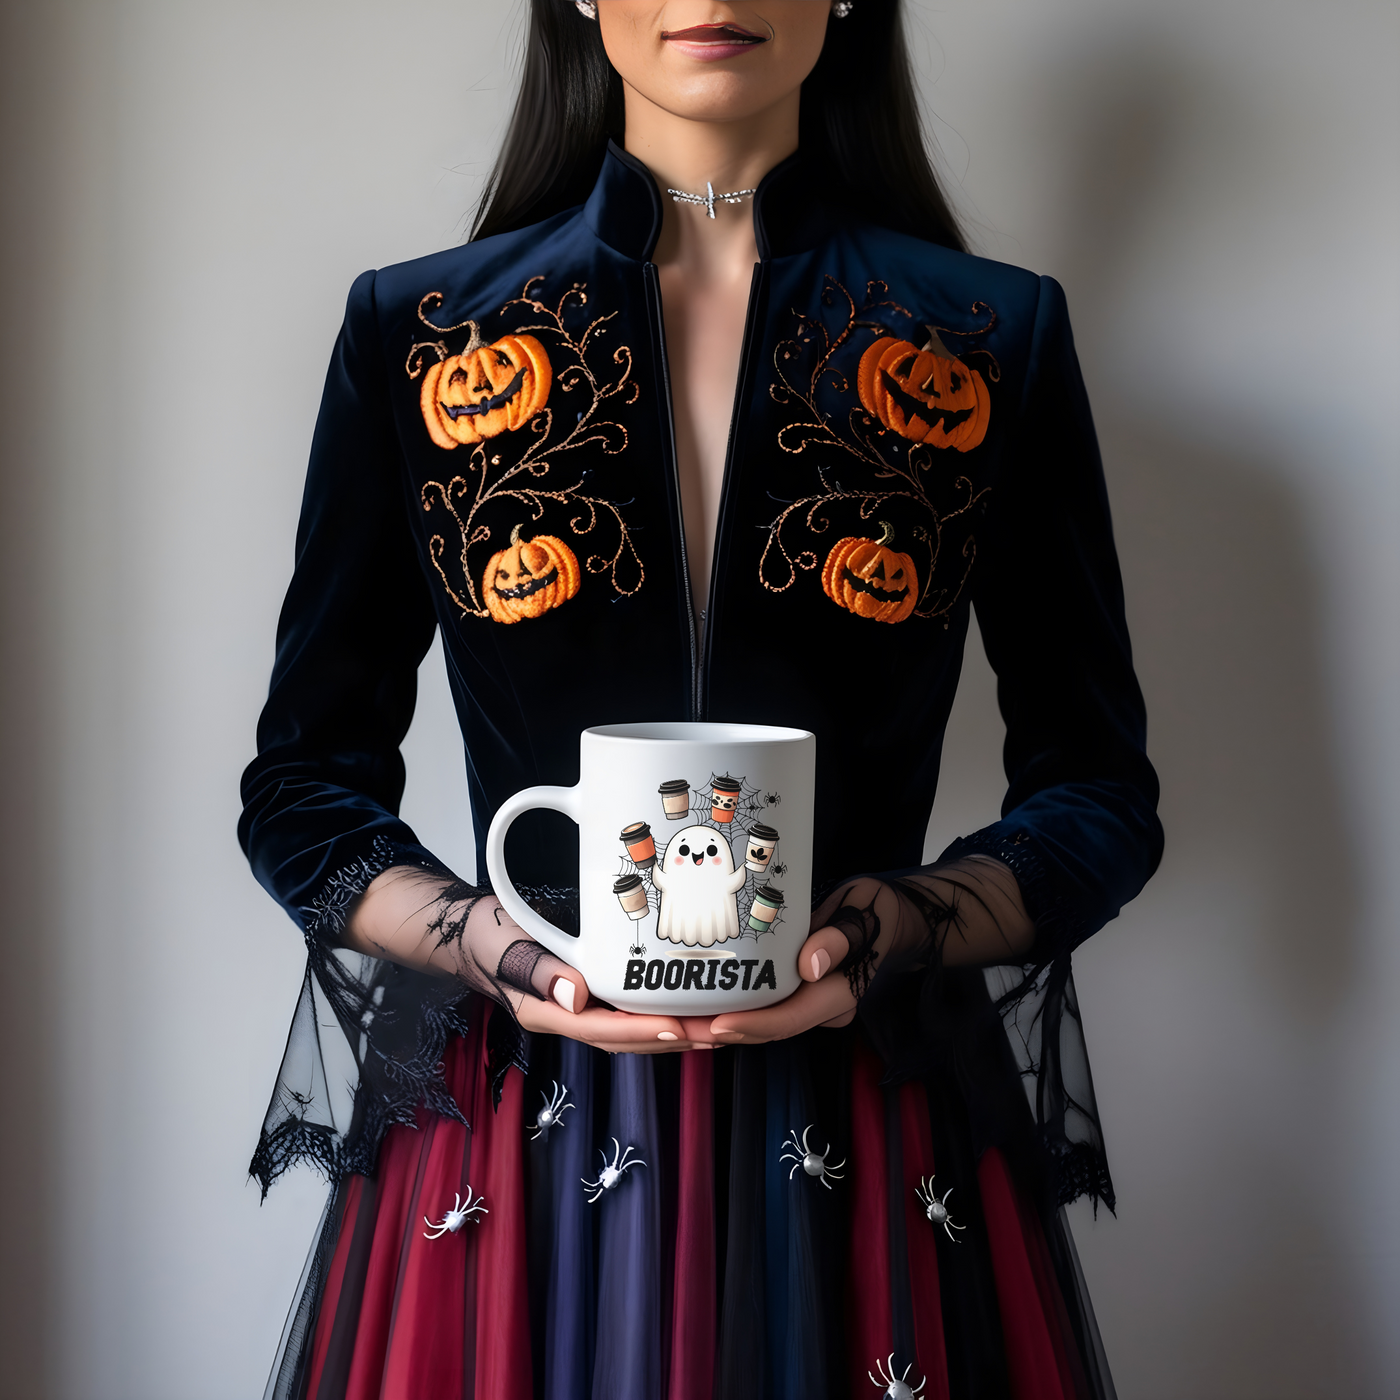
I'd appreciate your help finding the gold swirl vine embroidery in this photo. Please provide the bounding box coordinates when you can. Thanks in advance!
[760,276,996,625]
[408,278,645,620]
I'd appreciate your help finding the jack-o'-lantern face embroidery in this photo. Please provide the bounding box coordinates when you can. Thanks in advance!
[420,324,552,448]
[857,328,990,452]
[407,280,645,622]
[761,276,998,628]
[822,521,919,624]
[483,525,581,625]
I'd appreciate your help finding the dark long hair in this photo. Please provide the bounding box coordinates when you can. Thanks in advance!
[471,0,966,251]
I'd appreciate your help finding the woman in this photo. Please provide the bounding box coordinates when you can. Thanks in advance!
[240,3,1162,1397]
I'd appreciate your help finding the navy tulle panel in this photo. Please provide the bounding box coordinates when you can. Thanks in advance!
[528,1035,597,1400]
[716,1048,768,1400]
[707,1036,856,1400]
[919,1065,1014,1397]
[884,1082,918,1381]
[762,1039,849,1400]
[591,1053,662,1399]
[896,1083,951,1398]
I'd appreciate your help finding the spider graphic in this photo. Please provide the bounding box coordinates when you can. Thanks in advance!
[527,1080,575,1142]
[422,1187,488,1239]
[581,1138,647,1203]
[914,1175,967,1243]
[764,792,782,806]
[770,861,789,879]
[780,1124,846,1188]
[869,1353,926,1399]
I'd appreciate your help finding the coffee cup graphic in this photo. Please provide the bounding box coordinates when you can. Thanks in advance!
[744,823,779,873]
[711,776,742,823]
[747,884,785,933]
[620,820,657,869]
[613,873,649,920]
[486,722,814,1014]
[658,779,691,820]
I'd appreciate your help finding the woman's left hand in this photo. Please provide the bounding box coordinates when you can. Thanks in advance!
[700,860,1036,1045]
[700,877,898,1045]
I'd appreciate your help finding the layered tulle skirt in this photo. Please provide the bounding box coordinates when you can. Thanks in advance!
[277,1006,1115,1400]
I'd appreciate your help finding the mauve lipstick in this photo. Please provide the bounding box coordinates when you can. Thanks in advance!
[661,22,768,62]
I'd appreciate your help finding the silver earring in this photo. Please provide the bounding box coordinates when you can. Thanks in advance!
[833,1,854,16]
[574,0,597,17]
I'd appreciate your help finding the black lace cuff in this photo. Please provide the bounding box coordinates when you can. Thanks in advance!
[299,834,448,953]
[938,824,1089,963]
[253,860,583,1198]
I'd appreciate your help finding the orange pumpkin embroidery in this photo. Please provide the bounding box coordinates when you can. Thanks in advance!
[420,322,552,449]
[482,524,581,624]
[857,327,990,452]
[821,521,919,624]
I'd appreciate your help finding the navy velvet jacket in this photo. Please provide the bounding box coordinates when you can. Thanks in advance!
[240,142,1161,981]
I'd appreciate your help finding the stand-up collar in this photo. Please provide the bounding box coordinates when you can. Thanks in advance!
[584,143,664,262]
[584,139,839,263]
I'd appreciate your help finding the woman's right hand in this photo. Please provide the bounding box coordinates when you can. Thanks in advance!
[346,866,708,1053]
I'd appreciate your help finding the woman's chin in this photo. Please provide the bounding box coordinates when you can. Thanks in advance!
[639,71,788,124]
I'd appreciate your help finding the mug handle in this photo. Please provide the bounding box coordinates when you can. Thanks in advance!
[485,785,583,963]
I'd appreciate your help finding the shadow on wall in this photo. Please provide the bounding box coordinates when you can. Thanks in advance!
[0,8,60,1397]
[1012,39,1362,1396]
[1043,38,1359,1013]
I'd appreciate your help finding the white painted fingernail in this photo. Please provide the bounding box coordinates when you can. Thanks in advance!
[811,949,831,980]
[553,978,577,1013]
[657,1031,679,1041]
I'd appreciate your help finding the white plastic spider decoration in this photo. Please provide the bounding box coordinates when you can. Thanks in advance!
[914,1175,967,1243]
[422,1187,488,1239]
[581,1138,647,1203]
[527,1080,575,1142]
[780,1124,846,1189]
[869,1353,926,1399]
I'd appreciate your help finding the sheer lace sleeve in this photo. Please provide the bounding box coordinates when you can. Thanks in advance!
[829,278,1162,1214]
[239,272,558,1196]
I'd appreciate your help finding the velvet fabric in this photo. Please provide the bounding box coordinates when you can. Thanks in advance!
[239,140,1160,937]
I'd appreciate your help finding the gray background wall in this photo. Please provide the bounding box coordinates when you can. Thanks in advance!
[0,2,1395,1397]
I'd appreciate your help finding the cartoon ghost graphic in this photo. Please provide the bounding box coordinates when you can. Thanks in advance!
[651,825,748,947]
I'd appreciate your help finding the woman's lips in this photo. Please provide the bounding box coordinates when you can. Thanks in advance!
[661,23,768,61]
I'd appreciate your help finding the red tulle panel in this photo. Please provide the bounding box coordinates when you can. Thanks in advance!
[667,1051,716,1400]
[304,1174,365,1394]
[846,1039,894,1395]
[471,1043,531,1399]
[305,1017,530,1400]
[977,1148,1079,1400]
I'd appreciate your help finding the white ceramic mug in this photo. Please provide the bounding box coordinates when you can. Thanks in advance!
[486,722,815,1014]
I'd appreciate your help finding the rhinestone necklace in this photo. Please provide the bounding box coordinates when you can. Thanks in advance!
[666,181,758,220]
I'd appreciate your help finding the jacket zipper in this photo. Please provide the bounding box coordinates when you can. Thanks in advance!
[643,263,699,717]
[700,261,766,719]
[644,259,767,720]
